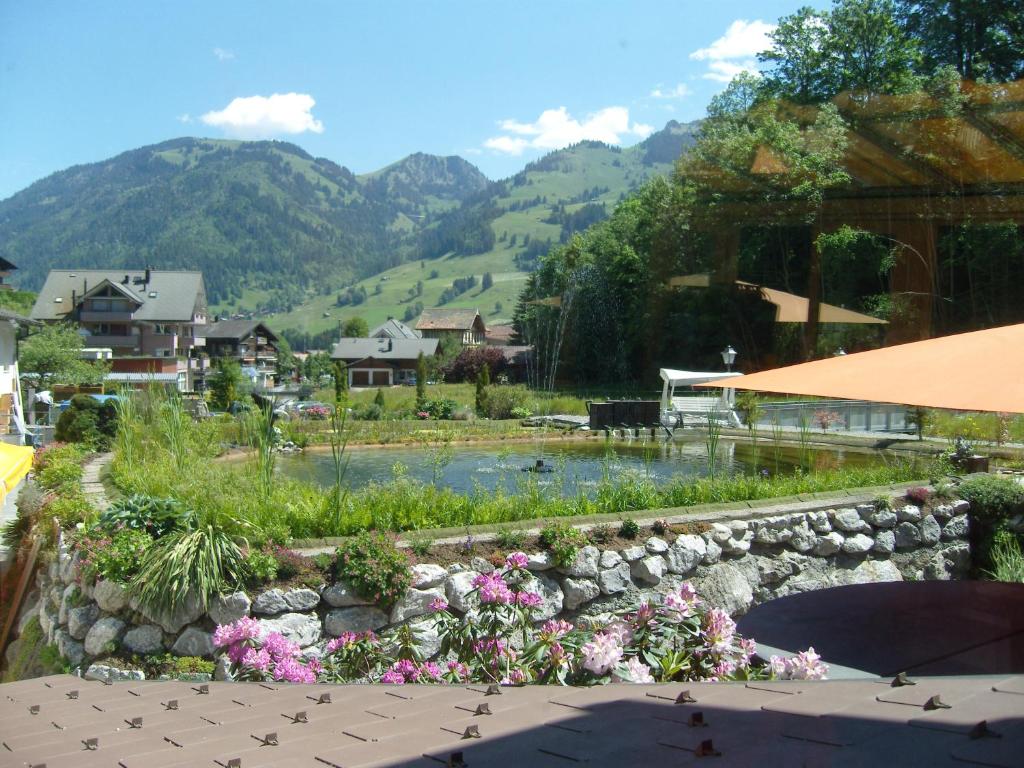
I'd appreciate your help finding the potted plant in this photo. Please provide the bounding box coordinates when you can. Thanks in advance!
[948,436,989,473]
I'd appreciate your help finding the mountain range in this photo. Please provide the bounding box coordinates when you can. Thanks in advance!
[0,120,698,334]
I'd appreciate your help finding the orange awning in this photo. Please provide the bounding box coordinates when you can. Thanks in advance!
[668,274,886,324]
[699,323,1024,413]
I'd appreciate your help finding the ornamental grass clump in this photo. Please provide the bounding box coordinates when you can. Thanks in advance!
[215,556,827,686]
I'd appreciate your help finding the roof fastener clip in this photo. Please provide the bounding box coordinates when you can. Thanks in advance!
[66,690,79,700]
[676,690,697,704]
[474,703,492,716]
[485,684,502,696]
[126,716,143,729]
[164,699,179,710]
[29,704,40,715]
[968,720,1001,740]
[462,725,481,739]
[227,759,242,768]
[695,739,720,757]
[891,672,916,687]
[315,693,331,704]
[260,732,278,746]
[448,751,467,767]
[924,695,951,711]
[689,712,707,727]
[195,684,210,695]
[291,711,308,723]
[82,737,99,750]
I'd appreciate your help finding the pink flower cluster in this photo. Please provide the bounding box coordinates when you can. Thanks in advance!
[473,571,514,604]
[613,656,655,684]
[429,596,449,612]
[324,630,377,654]
[702,608,737,655]
[581,632,623,675]
[214,617,317,684]
[380,659,446,684]
[663,583,701,621]
[505,552,529,570]
[540,619,573,640]
[769,647,828,680]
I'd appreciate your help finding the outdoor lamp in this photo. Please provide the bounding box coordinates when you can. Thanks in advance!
[835,347,847,356]
[721,345,737,372]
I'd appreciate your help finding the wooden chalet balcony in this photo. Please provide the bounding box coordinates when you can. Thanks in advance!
[80,310,135,322]
[86,334,138,349]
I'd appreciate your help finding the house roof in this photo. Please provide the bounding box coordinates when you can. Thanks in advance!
[201,320,279,342]
[331,336,438,361]
[486,324,517,344]
[3,673,1022,767]
[31,269,206,322]
[370,318,420,339]
[415,307,484,331]
[0,308,36,325]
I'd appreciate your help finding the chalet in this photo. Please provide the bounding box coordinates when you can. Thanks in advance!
[201,320,280,388]
[370,317,420,340]
[31,268,208,390]
[0,257,16,291]
[485,324,516,346]
[331,337,438,387]
[415,308,485,346]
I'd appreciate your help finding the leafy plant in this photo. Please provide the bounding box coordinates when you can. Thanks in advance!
[99,495,192,538]
[45,492,96,529]
[958,475,1024,523]
[538,521,587,567]
[588,523,615,545]
[336,531,411,607]
[873,494,892,511]
[495,527,527,550]
[509,406,532,419]
[243,549,279,586]
[651,519,669,536]
[80,528,154,584]
[408,535,434,558]
[905,487,931,506]
[55,394,119,449]
[985,531,1024,583]
[619,518,640,539]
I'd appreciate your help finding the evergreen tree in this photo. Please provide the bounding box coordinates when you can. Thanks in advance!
[333,361,348,404]
[209,359,242,410]
[415,351,428,411]
[475,363,490,416]
[341,316,369,338]
[482,272,494,290]
[374,388,386,409]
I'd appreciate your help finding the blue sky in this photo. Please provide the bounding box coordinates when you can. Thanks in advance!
[0,0,812,199]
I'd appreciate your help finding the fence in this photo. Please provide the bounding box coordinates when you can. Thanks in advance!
[753,399,911,434]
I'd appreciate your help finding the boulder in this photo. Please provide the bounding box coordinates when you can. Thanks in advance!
[753,516,794,545]
[931,504,954,520]
[942,515,970,541]
[631,556,665,585]
[709,523,732,544]
[813,532,844,557]
[728,520,749,537]
[122,624,164,655]
[56,634,85,667]
[133,592,204,634]
[665,535,706,575]
[258,612,322,647]
[702,539,722,565]
[444,571,480,613]
[950,499,970,515]
[860,507,897,528]
[897,505,922,523]
[252,589,289,615]
[403,618,442,659]
[832,509,871,534]
[620,546,646,562]
[390,587,445,624]
[525,552,555,571]
[93,580,130,613]
[597,562,632,595]
[598,550,623,569]
[283,588,320,612]
[895,522,922,549]
[722,531,752,556]
[172,627,215,658]
[557,546,599,578]
[410,564,448,588]
[562,578,600,610]
[325,606,389,637]
[942,542,971,573]
[841,534,875,555]
[67,603,100,640]
[872,530,896,555]
[807,510,831,533]
[697,563,754,615]
[645,537,669,554]
[518,574,563,621]
[208,592,251,626]
[84,617,127,657]
[919,515,941,546]
[59,583,77,625]
[470,556,495,574]
[321,581,370,608]
[834,559,903,586]
[756,556,796,585]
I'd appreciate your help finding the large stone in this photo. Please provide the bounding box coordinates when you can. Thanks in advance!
[93,580,130,613]
[401,618,442,659]
[813,532,844,557]
[728,520,749,537]
[722,531,752,556]
[788,521,817,553]
[390,587,445,624]
[597,562,632,595]
[252,588,289,615]
[919,515,941,546]
[702,539,722,565]
[172,627,215,658]
[620,546,646,562]
[756,556,796,585]
[59,583,77,625]
[122,624,164,655]
[832,509,871,534]
[518,574,563,621]
[321,581,370,608]
[950,499,970,515]
[895,522,922,549]
[631,556,665,585]
[665,535,706,575]
[444,571,481,613]
[259,612,322,647]
[841,533,875,555]
[325,606,389,636]
[698,564,754,615]
[558,546,599,578]
[470,556,495,574]
[208,592,251,626]
[753,516,794,545]
[931,504,955,520]
[897,505,923,523]
[57,634,85,667]
[562,578,600,610]
[283,588,320,612]
[599,550,623,569]
[410,564,448,588]
[833,559,903,586]
[942,515,970,540]
[133,592,204,634]
[860,507,897,528]
[709,523,732,544]
[873,529,896,555]
[525,552,554,571]
[67,603,99,640]
[942,542,971,573]
[807,511,831,533]
[84,617,126,657]
[645,537,669,554]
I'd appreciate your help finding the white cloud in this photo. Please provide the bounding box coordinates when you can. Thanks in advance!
[484,106,654,155]
[650,83,691,100]
[176,113,192,124]
[690,19,775,81]
[200,93,325,137]
[213,47,235,61]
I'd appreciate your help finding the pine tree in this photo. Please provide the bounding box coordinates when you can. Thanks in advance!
[415,351,428,411]
[475,363,490,416]
[333,361,348,404]
[374,388,386,408]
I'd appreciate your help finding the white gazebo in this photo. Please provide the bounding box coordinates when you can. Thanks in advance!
[658,368,741,429]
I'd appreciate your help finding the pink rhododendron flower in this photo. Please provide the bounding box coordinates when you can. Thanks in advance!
[241,647,271,673]
[613,656,655,684]
[581,633,623,675]
[663,583,701,620]
[447,661,470,681]
[505,552,529,570]
[381,669,406,684]
[501,668,527,685]
[540,619,573,640]
[515,591,543,608]
[272,656,316,684]
[262,632,300,661]
[737,637,757,668]
[702,608,737,655]
[772,647,828,680]
[712,659,737,679]
[419,661,443,681]
[430,596,449,612]
[213,616,262,647]
[473,572,513,604]
[603,620,634,646]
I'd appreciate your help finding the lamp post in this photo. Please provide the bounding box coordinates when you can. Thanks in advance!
[721,345,737,372]
[835,347,847,356]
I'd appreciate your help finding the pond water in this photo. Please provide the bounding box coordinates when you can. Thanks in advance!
[276,438,883,495]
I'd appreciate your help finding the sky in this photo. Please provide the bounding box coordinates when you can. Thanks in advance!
[0,0,813,200]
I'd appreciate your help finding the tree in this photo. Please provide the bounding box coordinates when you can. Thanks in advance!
[275,335,297,381]
[333,361,348,404]
[415,352,427,411]
[209,359,242,410]
[373,388,386,409]
[482,272,494,290]
[760,7,832,103]
[19,322,108,390]
[475,363,490,416]
[341,317,369,338]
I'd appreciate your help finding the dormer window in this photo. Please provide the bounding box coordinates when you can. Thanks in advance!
[54,297,63,303]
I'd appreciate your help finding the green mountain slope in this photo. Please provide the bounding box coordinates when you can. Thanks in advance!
[0,138,489,305]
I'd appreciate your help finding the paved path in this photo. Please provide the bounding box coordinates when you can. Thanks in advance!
[81,452,112,511]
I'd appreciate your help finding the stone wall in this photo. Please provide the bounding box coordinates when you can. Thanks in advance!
[14,495,972,679]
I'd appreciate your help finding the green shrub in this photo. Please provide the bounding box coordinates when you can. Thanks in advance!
[81,528,154,583]
[588,523,615,545]
[243,550,279,586]
[957,475,1024,522]
[872,494,892,512]
[336,531,411,607]
[509,406,532,420]
[408,535,433,558]
[538,521,587,567]
[55,395,118,449]
[484,386,529,420]
[619,518,640,539]
[357,403,383,421]
[99,495,192,538]
[651,519,669,536]
[986,531,1024,583]
[495,527,527,550]
[45,492,95,528]
[425,398,457,420]
[36,456,84,494]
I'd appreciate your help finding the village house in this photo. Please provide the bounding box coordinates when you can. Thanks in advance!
[415,308,485,346]
[200,320,280,389]
[369,317,421,340]
[330,336,437,387]
[30,268,208,390]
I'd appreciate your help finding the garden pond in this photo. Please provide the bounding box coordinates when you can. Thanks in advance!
[276,438,887,496]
